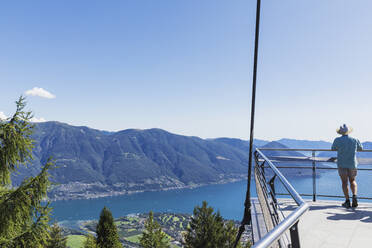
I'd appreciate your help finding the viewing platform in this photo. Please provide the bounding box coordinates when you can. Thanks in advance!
[252,198,372,248]
[249,148,372,248]
[280,199,372,248]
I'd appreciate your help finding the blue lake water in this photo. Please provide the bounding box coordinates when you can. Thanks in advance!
[52,165,372,228]
[52,180,247,228]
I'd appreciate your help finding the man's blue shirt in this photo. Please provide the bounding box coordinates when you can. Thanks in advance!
[331,135,363,169]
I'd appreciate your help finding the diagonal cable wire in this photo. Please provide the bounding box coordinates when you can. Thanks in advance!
[233,0,262,247]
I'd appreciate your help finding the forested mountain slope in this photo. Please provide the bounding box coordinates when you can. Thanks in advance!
[13,122,250,199]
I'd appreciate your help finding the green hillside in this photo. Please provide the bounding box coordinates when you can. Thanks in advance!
[12,122,250,199]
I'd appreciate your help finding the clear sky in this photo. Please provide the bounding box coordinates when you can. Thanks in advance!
[1,0,371,142]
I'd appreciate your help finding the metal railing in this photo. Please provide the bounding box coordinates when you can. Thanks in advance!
[252,148,372,248]
[252,149,309,248]
[258,148,372,201]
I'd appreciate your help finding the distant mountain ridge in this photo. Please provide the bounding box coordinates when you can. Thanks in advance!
[277,138,331,150]
[14,122,252,200]
[260,141,306,157]
[14,122,372,200]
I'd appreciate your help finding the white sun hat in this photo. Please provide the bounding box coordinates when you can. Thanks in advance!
[336,124,353,135]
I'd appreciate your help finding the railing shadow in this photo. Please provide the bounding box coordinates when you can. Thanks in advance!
[326,209,372,223]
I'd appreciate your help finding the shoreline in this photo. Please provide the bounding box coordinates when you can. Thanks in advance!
[48,175,247,202]
[46,168,324,202]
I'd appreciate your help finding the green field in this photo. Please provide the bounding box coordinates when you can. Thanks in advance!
[124,234,142,243]
[66,235,86,248]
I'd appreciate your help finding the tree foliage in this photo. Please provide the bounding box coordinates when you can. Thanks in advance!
[245,240,252,248]
[96,206,122,248]
[0,96,53,247]
[0,96,34,185]
[183,201,242,248]
[140,211,170,248]
[47,223,67,248]
[83,233,97,248]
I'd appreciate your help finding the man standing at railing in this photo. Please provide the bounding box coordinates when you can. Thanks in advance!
[332,124,363,208]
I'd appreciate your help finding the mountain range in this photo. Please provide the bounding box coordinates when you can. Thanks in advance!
[12,122,371,200]
[13,122,252,200]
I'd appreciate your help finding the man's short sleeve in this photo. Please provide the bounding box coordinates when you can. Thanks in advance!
[331,138,338,150]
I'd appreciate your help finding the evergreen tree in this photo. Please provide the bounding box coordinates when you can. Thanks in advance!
[223,221,242,248]
[184,201,242,248]
[0,96,53,248]
[140,211,170,248]
[96,206,122,248]
[83,234,97,248]
[47,223,67,248]
[244,240,252,248]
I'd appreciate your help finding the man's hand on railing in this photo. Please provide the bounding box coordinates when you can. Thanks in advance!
[327,157,337,162]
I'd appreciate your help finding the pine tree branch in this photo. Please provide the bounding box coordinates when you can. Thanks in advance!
[0,160,53,242]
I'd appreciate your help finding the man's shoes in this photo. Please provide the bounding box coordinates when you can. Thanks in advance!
[342,199,351,208]
[352,195,358,208]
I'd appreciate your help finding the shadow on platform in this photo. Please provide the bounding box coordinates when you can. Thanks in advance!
[326,208,372,223]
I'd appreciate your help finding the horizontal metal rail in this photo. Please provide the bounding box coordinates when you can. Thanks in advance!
[262,166,372,171]
[276,192,372,200]
[259,148,372,201]
[252,149,309,248]
[259,148,372,152]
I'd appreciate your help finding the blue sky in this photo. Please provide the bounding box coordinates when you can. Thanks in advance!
[1,0,371,142]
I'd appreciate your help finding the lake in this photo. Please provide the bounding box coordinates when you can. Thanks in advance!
[52,165,372,228]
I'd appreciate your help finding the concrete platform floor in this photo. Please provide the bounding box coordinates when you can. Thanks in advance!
[279,199,372,248]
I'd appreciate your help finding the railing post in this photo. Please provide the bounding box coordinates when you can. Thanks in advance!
[312,150,316,202]
[289,221,301,248]
[268,175,277,205]
[268,175,276,196]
